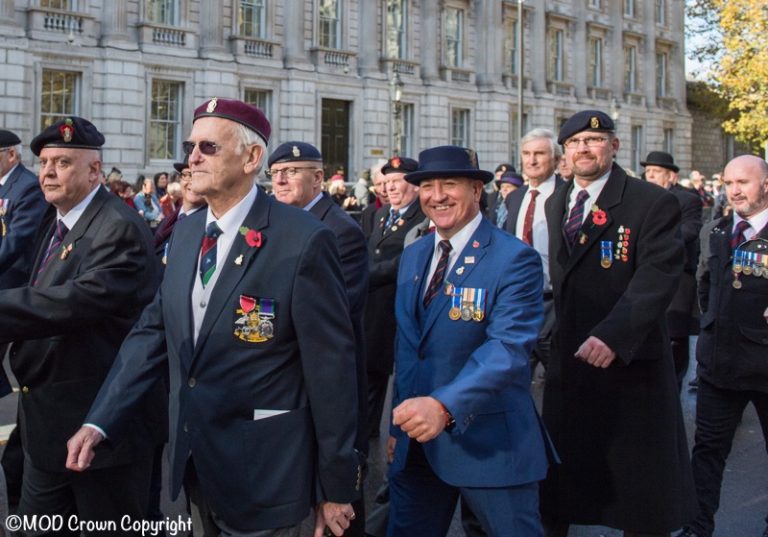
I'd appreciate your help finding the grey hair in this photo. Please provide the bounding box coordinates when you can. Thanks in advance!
[233,122,268,175]
[520,128,561,159]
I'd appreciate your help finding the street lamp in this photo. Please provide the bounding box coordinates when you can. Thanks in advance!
[390,71,405,156]
[610,96,621,123]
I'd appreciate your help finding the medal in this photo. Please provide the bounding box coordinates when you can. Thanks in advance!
[448,287,462,320]
[742,251,753,275]
[472,288,486,322]
[461,306,473,321]
[600,241,613,269]
[258,318,274,338]
[460,287,475,321]
[732,277,742,289]
[732,249,744,273]
[449,307,461,320]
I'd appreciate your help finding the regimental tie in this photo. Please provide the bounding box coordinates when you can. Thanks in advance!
[199,221,223,287]
[423,240,452,308]
[385,208,398,229]
[522,189,539,246]
[730,220,751,251]
[33,219,68,286]
[563,190,590,247]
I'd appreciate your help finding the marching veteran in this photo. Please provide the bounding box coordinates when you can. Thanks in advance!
[0,117,162,532]
[541,110,695,537]
[66,99,360,537]
[388,145,551,536]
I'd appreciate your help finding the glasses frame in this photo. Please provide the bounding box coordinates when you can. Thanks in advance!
[182,140,222,156]
[265,166,321,179]
[563,135,610,149]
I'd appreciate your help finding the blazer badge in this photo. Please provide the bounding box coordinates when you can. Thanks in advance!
[234,294,276,343]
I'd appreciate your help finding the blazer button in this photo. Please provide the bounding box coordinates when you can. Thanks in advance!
[188,378,196,388]
[21,386,29,394]
[183,423,188,433]
[375,249,381,255]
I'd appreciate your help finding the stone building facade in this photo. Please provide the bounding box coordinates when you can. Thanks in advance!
[0,0,690,180]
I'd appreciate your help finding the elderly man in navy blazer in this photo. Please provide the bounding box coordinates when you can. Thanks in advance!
[67,99,360,537]
[388,145,551,536]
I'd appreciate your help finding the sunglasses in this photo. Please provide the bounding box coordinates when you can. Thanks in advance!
[182,140,222,156]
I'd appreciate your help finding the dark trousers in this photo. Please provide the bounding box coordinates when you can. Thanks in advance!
[367,371,390,438]
[18,454,153,536]
[542,519,669,537]
[670,336,690,392]
[388,441,542,537]
[688,379,768,537]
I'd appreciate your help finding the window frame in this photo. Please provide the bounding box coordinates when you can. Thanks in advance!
[624,44,638,93]
[548,27,565,82]
[385,0,409,60]
[39,68,81,132]
[146,0,179,26]
[318,0,342,49]
[238,0,267,39]
[589,36,603,88]
[450,106,471,147]
[444,6,464,68]
[148,78,184,162]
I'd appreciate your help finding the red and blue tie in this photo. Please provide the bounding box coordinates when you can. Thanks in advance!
[34,220,68,286]
[563,190,590,247]
[199,222,223,287]
[423,240,452,308]
[730,220,751,251]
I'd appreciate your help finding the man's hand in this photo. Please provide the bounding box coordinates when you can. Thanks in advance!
[763,306,768,325]
[65,426,104,472]
[574,336,616,368]
[392,397,446,443]
[313,501,355,537]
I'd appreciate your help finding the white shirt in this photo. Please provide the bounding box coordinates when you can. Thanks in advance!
[191,185,258,344]
[735,207,768,240]
[57,184,101,232]
[567,170,611,227]
[424,211,483,298]
[0,163,19,187]
[514,175,557,291]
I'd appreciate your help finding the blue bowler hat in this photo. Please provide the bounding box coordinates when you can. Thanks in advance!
[497,171,524,188]
[404,145,494,185]
[268,141,323,168]
[30,117,105,156]
[557,110,615,145]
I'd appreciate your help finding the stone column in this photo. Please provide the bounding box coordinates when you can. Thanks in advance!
[420,0,439,84]
[474,0,501,88]
[572,3,587,99]
[199,0,230,59]
[100,0,132,47]
[528,0,547,95]
[358,0,379,77]
[284,0,310,68]
[610,1,624,98]
[643,0,657,108]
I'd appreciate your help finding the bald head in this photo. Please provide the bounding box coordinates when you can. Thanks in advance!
[722,155,768,218]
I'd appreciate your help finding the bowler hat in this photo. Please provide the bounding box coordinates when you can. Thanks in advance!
[495,163,515,174]
[268,141,322,167]
[30,117,105,156]
[404,146,493,185]
[0,130,21,149]
[194,97,271,145]
[640,151,679,173]
[173,155,189,173]
[557,110,615,145]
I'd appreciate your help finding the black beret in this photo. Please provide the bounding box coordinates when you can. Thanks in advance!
[640,151,679,173]
[382,156,418,175]
[404,146,493,185]
[495,163,515,174]
[268,142,322,168]
[0,130,21,149]
[194,97,271,145]
[30,117,105,156]
[173,154,189,173]
[557,110,615,145]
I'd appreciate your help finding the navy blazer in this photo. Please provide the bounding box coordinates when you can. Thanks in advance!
[0,163,49,289]
[391,217,550,487]
[87,191,360,531]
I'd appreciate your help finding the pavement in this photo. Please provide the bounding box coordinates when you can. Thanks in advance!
[0,337,765,536]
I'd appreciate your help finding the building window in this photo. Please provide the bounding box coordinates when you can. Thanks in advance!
[631,125,643,174]
[589,37,603,87]
[319,0,341,49]
[663,128,674,154]
[444,7,464,68]
[624,45,637,93]
[548,28,565,82]
[243,88,271,113]
[451,108,470,147]
[623,0,635,17]
[40,69,80,131]
[506,16,519,75]
[655,0,666,25]
[588,0,601,9]
[41,0,77,9]
[147,0,178,25]
[239,0,266,38]
[386,0,408,59]
[149,80,182,160]
[656,52,668,98]
[400,103,414,157]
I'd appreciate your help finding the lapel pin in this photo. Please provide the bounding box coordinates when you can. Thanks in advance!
[472,240,480,248]
[456,266,465,275]
[234,254,243,265]
[60,244,73,260]
[464,256,475,264]
[579,233,588,245]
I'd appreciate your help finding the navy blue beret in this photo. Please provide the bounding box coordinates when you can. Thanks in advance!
[557,110,615,145]
[268,142,322,168]
[382,156,418,175]
[0,130,21,149]
[30,117,105,156]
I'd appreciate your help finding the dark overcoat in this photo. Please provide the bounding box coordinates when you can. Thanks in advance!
[541,163,696,533]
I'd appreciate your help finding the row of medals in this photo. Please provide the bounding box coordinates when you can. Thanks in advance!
[732,249,768,289]
[445,283,485,322]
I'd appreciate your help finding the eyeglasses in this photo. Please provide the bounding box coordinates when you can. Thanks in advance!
[182,140,222,156]
[563,136,609,149]
[265,166,319,179]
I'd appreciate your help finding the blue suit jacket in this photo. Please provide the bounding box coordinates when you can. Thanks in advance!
[391,217,550,487]
[87,190,360,531]
[0,163,48,289]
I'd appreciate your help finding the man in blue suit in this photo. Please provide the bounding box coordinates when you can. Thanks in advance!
[388,145,551,537]
[66,99,360,537]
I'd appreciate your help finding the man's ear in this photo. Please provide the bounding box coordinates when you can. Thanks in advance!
[243,144,264,175]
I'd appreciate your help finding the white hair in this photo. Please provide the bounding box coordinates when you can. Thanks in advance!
[233,123,268,175]
[521,128,561,159]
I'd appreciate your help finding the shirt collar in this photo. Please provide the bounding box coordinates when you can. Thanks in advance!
[433,210,483,254]
[736,207,768,235]
[59,185,101,230]
[529,174,557,195]
[205,184,259,237]
[0,164,19,187]
[303,191,324,211]
[570,169,611,205]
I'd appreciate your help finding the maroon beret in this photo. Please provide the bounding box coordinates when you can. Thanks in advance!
[193,97,271,144]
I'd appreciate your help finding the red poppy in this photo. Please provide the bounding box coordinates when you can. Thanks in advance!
[592,209,607,226]
[245,229,262,248]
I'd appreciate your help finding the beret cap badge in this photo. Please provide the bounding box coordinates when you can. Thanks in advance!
[292,145,300,158]
[391,157,401,169]
[590,116,600,129]
[60,119,75,143]
[206,97,218,114]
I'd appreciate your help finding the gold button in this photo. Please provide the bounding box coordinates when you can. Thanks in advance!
[188,378,196,388]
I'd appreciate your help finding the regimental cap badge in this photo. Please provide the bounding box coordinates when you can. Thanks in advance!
[60,118,74,143]
[292,145,300,158]
[590,116,600,129]
[501,165,507,172]
[206,97,218,114]
[391,157,401,169]
[466,149,478,168]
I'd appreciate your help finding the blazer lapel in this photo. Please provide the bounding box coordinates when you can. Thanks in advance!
[193,191,270,356]
[308,192,333,221]
[505,185,528,235]
[545,179,571,296]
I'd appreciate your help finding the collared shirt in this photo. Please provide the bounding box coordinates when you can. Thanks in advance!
[303,191,324,212]
[424,211,483,298]
[567,170,611,227]
[191,185,258,344]
[59,185,101,230]
[0,164,19,187]
[735,207,768,240]
[515,175,557,291]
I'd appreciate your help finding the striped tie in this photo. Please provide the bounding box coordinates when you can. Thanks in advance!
[34,220,68,286]
[199,221,223,287]
[563,190,590,247]
[730,220,751,251]
[423,240,452,308]
[522,189,539,245]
